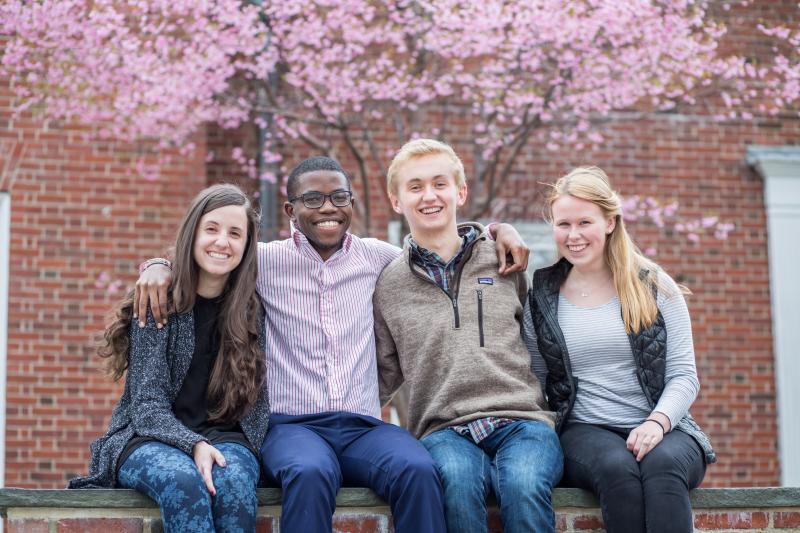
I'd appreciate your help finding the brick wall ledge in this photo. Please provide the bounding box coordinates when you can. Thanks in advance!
[0,486,799,509]
[1,487,799,532]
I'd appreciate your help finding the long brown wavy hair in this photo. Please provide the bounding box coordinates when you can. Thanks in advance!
[99,183,265,424]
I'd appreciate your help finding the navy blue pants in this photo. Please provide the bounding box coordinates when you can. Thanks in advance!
[261,412,446,533]
[118,441,260,533]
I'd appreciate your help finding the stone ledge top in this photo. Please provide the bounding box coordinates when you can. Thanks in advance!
[1,487,799,511]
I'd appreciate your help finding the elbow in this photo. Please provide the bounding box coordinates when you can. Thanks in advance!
[690,375,700,402]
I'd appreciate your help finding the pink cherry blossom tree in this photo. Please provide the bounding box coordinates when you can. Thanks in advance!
[1,0,796,237]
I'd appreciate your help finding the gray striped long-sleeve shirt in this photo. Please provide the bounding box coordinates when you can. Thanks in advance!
[523,271,699,429]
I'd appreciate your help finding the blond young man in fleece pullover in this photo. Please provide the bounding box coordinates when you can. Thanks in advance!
[374,138,562,533]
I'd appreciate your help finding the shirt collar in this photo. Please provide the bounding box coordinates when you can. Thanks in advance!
[410,226,478,266]
[291,228,353,260]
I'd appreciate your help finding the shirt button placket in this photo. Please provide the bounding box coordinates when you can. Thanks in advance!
[320,264,338,410]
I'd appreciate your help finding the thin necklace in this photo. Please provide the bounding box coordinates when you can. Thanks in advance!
[576,275,613,297]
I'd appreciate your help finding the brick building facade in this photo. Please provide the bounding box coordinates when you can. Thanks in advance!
[2,2,799,491]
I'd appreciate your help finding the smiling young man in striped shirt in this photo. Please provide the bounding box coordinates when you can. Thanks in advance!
[373,139,562,533]
[134,156,531,533]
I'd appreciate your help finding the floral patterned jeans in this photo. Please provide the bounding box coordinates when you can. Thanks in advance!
[118,441,260,533]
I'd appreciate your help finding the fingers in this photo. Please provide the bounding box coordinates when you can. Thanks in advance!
[148,284,161,325]
[194,442,224,496]
[212,448,227,468]
[497,246,530,275]
[133,285,140,319]
[502,248,527,274]
[199,462,216,496]
[135,281,149,327]
[497,248,508,274]
[636,433,661,461]
[510,245,530,272]
[134,266,171,327]
[627,427,662,462]
[157,282,168,325]
[626,430,637,451]
[148,283,164,326]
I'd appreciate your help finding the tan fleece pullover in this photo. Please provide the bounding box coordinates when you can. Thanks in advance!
[373,223,555,439]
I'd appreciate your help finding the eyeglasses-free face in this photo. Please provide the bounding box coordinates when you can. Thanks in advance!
[289,189,353,209]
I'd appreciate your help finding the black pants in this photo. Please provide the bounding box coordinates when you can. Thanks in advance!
[560,422,706,533]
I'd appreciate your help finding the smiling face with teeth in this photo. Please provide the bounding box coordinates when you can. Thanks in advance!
[551,194,616,271]
[284,169,353,261]
[389,152,467,243]
[192,204,249,295]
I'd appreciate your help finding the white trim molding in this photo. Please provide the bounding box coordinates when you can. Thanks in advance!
[0,192,10,490]
[747,145,800,486]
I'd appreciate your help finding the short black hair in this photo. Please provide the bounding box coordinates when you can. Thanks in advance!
[286,156,350,199]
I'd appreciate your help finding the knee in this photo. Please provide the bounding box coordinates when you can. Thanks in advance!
[169,468,211,503]
[599,455,639,483]
[640,446,688,482]
[396,452,441,486]
[436,456,473,487]
[213,462,258,495]
[581,450,640,488]
[501,474,552,504]
[283,459,341,493]
[508,423,564,484]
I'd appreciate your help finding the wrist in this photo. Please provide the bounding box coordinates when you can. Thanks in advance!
[139,257,171,274]
[649,410,672,432]
[645,418,666,435]
[485,221,499,240]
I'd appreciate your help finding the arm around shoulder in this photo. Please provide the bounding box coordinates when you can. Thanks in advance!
[372,287,405,405]
[363,237,402,272]
[523,296,549,389]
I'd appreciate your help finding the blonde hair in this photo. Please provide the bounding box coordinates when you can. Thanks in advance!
[546,166,680,333]
[387,138,466,195]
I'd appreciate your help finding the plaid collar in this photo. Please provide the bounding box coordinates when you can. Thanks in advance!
[409,226,478,269]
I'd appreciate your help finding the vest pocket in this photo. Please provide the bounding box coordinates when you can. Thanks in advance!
[477,289,485,347]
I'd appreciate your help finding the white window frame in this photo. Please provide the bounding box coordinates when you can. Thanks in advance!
[747,146,800,486]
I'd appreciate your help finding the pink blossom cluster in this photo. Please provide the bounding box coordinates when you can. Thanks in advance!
[0,0,274,147]
[3,1,774,153]
[262,0,753,157]
[621,194,735,248]
[95,270,125,294]
[758,13,800,112]
[1,0,795,230]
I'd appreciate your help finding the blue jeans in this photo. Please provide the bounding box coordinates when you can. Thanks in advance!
[118,441,260,533]
[421,420,563,533]
[261,412,446,533]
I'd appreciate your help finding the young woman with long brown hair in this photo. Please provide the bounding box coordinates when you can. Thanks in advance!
[525,167,715,533]
[69,184,268,533]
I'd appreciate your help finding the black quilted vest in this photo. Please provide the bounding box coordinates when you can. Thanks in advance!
[528,259,717,463]
[530,258,667,430]
[528,258,716,464]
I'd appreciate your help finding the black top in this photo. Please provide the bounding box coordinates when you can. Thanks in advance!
[117,295,252,470]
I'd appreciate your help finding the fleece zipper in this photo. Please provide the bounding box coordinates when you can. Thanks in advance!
[406,236,483,329]
[476,289,485,347]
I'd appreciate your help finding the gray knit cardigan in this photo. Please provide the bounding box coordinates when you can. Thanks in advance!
[68,308,270,489]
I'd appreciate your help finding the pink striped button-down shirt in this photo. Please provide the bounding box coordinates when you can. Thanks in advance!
[256,230,400,419]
